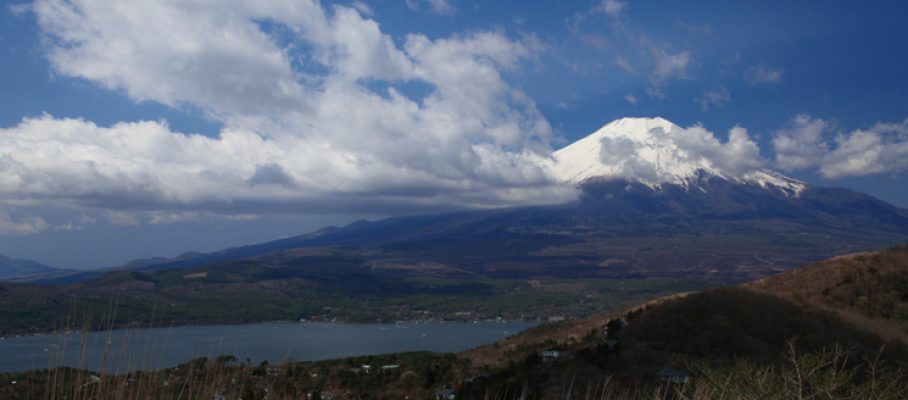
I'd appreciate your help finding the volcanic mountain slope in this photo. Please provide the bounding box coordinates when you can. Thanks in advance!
[117,118,908,284]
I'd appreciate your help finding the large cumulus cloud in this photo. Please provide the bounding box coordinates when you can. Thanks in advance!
[0,0,576,231]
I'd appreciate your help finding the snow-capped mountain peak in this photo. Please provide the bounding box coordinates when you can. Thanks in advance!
[547,117,806,196]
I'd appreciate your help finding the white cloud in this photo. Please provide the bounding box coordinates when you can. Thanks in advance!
[149,212,202,225]
[53,214,96,232]
[820,120,908,178]
[565,12,586,35]
[642,37,693,97]
[351,1,374,16]
[31,0,319,122]
[673,124,763,177]
[624,94,637,105]
[427,0,456,14]
[695,87,730,111]
[653,49,692,82]
[772,115,908,178]
[614,55,636,74]
[675,20,712,35]
[0,0,576,222]
[581,3,701,100]
[0,113,573,216]
[405,0,456,15]
[0,211,48,236]
[745,65,784,85]
[772,114,832,171]
[580,34,609,50]
[592,0,628,18]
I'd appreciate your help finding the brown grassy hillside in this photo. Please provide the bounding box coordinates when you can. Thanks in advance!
[461,291,695,369]
[459,244,908,385]
[748,243,908,344]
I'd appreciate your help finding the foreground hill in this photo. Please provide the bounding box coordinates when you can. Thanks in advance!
[456,245,908,398]
[452,287,908,399]
[478,243,908,368]
[749,243,908,343]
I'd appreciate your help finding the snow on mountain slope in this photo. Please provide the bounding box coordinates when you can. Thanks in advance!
[741,169,806,196]
[547,117,806,196]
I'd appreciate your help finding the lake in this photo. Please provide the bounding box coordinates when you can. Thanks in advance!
[0,321,536,373]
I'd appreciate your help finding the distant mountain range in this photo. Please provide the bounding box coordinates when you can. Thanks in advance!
[0,254,61,281]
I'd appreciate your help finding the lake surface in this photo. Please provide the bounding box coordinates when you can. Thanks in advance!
[0,322,535,373]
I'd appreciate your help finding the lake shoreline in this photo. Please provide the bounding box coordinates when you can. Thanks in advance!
[0,321,539,373]
[2,315,544,339]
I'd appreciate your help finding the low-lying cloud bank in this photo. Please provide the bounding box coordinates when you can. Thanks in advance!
[0,115,573,215]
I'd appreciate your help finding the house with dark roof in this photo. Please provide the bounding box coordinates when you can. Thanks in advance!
[657,368,690,384]
[542,349,563,361]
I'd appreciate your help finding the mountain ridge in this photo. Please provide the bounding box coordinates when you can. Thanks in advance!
[115,178,908,283]
[0,254,62,281]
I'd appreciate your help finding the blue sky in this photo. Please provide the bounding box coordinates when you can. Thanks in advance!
[1,0,907,268]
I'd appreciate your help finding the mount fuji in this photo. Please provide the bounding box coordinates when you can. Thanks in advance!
[547,117,804,195]
[29,118,908,284]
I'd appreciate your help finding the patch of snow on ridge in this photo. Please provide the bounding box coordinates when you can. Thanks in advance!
[547,117,806,196]
[741,169,806,197]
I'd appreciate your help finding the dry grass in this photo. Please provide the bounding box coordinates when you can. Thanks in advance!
[467,341,908,400]
[748,244,908,345]
[462,291,696,369]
